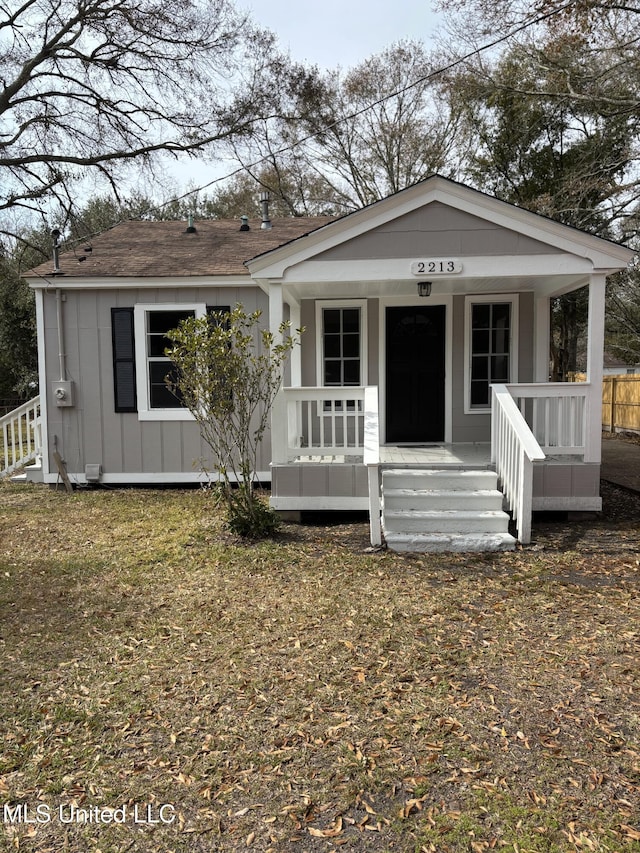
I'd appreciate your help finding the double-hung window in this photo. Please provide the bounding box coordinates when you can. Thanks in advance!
[465,296,518,412]
[134,304,207,420]
[317,301,367,388]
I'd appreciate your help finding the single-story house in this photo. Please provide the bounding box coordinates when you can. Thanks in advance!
[25,176,635,551]
[603,354,640,376]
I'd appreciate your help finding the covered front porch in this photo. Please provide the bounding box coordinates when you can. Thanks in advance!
[270,380,598,549]
[249,177,634,551]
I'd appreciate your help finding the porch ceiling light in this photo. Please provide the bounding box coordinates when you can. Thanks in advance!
[417,280,432,297]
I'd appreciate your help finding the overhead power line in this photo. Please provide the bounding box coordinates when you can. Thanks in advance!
[70,0,577,244]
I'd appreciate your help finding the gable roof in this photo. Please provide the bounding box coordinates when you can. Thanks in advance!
[26,216,337,280]
[247,175,635,276]
[25,175,635,284]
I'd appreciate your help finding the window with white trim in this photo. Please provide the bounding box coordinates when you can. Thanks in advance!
[316,301,367,387]
[134,304,207,420]
[464,296,518,412]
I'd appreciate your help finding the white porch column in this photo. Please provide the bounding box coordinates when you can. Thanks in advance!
[268,281,284,345]
[534,295,551,382]
[269,282,286,466]
[584,273,607,463]
[289,299,302,387]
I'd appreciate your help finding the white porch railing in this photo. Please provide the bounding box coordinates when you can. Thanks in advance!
[272,386,382,545]
[0,396,41,478]
[505,382,588,455]
[491,385,545,544]
[272,386,367,463]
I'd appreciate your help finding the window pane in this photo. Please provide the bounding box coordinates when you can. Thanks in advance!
[492,303,510,327]
[472,304,491,328]
[471,380,489,406]
[149,363,183,408]
[471,355,489,380]
[324,361,341,385]
[323,309,341,334]
[472,329,490,353]
[342,308,360,333]
[324,334,341,358]
[342,332,360,358]
[148,334,170,357]
[491,355,510,383]
[148,310,193,333]
[343,359,360,386]
[148,310,194,356]
[492,328,510,354]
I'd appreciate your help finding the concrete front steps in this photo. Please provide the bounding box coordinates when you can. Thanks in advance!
[382,468,517,553]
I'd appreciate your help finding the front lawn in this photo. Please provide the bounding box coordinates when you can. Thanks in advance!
[0,482,639,852]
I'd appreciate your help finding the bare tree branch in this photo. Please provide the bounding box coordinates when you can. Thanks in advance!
[0,0,286,239]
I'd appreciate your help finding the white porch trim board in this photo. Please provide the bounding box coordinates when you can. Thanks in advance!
[38,470,272,486]
[585,274,606,463]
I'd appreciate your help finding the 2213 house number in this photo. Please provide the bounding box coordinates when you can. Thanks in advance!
[410,259,462,275]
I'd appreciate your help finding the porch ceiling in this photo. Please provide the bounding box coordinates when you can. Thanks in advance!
[282,271,591,303]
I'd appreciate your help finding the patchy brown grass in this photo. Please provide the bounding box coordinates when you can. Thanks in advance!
[0,480,639,853]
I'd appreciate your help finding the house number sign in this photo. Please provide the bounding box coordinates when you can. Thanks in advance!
[410,259,462,275]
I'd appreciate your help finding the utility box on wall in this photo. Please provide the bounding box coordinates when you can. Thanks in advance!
[52,380,74,407]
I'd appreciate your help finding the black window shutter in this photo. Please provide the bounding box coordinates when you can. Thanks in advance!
[111,308,137,412]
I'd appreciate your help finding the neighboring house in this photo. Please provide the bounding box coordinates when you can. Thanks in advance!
[25,176,634,551]
[603,354,640,376]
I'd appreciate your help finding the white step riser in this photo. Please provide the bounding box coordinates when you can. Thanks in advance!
[384,532,516,553]
[383,510,511,534]
[382,469,498,492]
[383,488,504,511]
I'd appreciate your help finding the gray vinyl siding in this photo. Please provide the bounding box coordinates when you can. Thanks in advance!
[42,286,269,479]
[271,464,368,500]
[316,202,561,262]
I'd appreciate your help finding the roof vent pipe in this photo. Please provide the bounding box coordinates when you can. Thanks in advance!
[239,215,250,232]
[51,228,62,275]
[259,191,272,230]
[185,214,196,233]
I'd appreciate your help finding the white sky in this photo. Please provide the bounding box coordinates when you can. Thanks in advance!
[240,0,442,69]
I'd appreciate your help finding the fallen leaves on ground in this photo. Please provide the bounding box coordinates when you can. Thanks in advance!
[0,478,639,851]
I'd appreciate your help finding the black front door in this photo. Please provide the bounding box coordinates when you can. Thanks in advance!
[385,305,445,443]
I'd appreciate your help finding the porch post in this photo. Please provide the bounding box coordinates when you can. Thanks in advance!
[268,281,284,345]
[584,273,606,464]
[534,295,550,382]
[289,298,302,387]
[269,282,287,466]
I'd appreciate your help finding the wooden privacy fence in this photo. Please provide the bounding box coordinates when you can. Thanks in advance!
[602,374,640,433]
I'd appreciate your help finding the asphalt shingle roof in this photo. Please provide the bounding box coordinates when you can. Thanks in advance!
[28,216,336,279]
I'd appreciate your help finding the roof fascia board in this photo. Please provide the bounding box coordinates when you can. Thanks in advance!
[247,176,635,278]
[25,274,255,290]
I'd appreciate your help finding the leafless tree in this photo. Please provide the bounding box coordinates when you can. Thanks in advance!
[0,0,282,240]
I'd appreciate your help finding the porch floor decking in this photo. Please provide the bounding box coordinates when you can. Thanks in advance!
[294,444,494,467]
[380,443,492,467]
